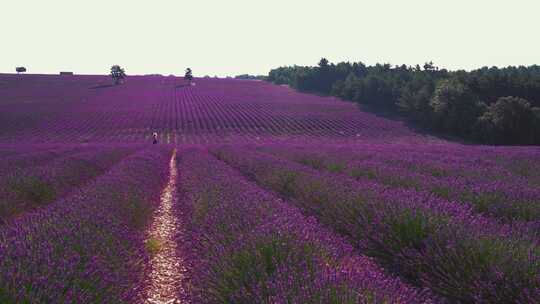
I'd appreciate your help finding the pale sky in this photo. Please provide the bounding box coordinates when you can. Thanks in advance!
[1,0,538,76]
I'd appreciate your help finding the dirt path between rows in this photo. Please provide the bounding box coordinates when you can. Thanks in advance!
[142,149,186,303]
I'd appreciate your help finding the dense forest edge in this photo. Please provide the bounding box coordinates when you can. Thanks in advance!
[267,59,540,145]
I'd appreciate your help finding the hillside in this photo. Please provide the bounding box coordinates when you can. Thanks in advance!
[0,74,426,144]
[1,74,539,303]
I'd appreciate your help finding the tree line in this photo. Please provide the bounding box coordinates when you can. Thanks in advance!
[268,59,540,145]
[234,74,266,80]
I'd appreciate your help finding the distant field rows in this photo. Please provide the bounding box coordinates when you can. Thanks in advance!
[0,74,424,144]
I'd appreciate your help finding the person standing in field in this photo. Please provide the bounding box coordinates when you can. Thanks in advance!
[152,132,158,144]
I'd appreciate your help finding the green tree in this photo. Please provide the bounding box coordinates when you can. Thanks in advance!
[477,96,539,144]
[267,61,540,144]
[423,61,437,72]
[185,68,193,84]
[355,75,395,107]
[318,58,329,69]
[342,73,360,99]
[110,65,126,85]
[398,84,434,123]
[429,78,484,136]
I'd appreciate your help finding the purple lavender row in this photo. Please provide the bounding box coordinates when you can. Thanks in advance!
[0,143,142,177]
[0,145,40,157]
[343,143,539,188]
[241,144,540,238]
[256,141,540,176]
[0,145,87,178]
[258,144,540,223]
[322,143,540,188]
[0,75,422,144]
[0,146,137,221]
[212,145,540,303]
[0,146,171,303]
[176,148,434,303]
[256,142,540,187]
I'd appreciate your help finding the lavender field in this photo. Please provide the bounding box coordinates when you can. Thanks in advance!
[0,74,423,144]
[0,74,539,303]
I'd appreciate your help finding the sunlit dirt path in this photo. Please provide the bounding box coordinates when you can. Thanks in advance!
[142,149,186,303]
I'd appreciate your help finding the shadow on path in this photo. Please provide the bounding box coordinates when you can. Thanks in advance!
[89,84,116,89]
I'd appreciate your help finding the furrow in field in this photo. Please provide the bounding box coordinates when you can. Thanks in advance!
[0,146,139,221]
[140,149,187,303]
[174,148,433,303]
[0,146,172,303]
[0,146,87,177]
[257,144,540,224]
[211,145,540,303]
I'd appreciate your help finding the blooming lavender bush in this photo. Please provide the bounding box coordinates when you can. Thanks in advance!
[0,146,136,220]
[212,145,540,302]
[258,143,540,224]
[0,145,86,178]
[177,148,433,303]
[0,147,170,303]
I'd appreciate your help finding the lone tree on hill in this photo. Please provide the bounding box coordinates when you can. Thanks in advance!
[318,58,329,68]
[184,68,193,84]
[16,67,26,74]
[110,65,126,85]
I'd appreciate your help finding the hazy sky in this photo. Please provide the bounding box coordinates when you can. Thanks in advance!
[2,0,538,76]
